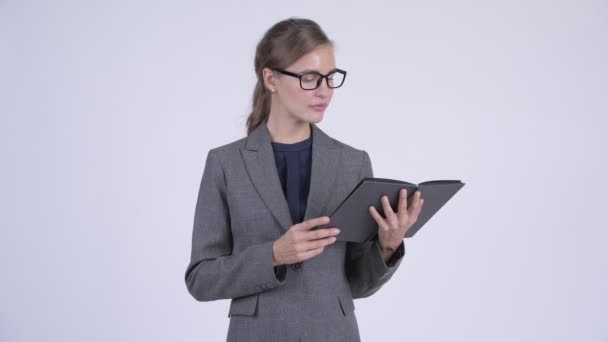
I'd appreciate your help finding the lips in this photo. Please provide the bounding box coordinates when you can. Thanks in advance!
[310,104,328,110]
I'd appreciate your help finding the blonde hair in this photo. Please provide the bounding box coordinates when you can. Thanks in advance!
[246,17,334,135]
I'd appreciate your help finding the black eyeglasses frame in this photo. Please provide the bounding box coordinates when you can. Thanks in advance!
[271,68,347,90]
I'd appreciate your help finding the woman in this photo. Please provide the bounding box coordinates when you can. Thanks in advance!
[185,17,424,342]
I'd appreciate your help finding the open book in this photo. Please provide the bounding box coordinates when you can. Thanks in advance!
[315,177,465,242]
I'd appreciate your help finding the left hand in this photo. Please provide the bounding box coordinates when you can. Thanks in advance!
[368,188,424,251]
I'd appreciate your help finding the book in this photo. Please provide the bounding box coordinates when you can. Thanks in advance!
[315,177,465,243]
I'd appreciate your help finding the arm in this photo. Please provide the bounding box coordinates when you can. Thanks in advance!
[184,149,287,302]
[345,150,406,299]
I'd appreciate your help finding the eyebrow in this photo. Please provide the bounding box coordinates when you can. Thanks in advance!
[300,68,338,74]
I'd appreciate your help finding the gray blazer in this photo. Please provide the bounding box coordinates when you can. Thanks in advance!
[185,119,405,342]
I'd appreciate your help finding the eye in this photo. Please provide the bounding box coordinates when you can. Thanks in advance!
[302,73,319,82]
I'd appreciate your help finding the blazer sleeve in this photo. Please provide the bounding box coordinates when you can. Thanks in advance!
[185,149,287,302]
[345,150,406,299]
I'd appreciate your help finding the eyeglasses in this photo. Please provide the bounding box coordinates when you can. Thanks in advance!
[271,68,347,90]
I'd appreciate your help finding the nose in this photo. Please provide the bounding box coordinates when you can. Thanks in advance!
[314,78,333,97]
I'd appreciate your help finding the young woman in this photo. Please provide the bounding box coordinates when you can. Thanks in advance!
[185,17,424,342]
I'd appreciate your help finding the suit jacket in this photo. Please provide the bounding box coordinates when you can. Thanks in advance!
[185,118,405,342]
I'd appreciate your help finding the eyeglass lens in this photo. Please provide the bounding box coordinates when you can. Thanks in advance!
[301,71,345,90]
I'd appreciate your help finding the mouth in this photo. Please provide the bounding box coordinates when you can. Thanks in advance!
[309,104,328,111]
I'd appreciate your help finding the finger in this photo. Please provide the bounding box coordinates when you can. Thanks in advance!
[369,206,389,231]
[302,236,337,251]
[397,188,408,222]
[408,191,422,216]
[298,246,325,261]
[296,216,330,231]
[381,195,396,219]
[415,198,425,218]
[305,227,341,240]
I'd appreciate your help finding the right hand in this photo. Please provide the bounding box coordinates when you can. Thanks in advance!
[272,216,340,266]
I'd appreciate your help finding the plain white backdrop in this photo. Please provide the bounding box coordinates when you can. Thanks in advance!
[1,0,606,341]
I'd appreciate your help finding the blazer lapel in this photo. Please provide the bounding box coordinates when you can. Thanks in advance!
[303,125,339,222]
[241,118,339,232]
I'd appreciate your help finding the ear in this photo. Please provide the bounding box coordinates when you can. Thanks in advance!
[262,67,278,92]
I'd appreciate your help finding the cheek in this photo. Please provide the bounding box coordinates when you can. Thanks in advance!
[285,88,312,109]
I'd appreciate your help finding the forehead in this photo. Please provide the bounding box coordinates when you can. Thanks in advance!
[288,44,336,74]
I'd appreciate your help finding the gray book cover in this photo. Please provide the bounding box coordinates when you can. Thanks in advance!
[315,177,465,242]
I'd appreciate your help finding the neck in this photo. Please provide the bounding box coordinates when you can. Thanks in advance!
[266,114,311,144]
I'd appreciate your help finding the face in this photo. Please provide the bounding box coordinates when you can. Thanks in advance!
[263,44,337,124]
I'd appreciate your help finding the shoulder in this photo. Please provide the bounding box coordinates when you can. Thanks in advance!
[326,132,371,164]
[327,132,373,179]
[205,136,247,161]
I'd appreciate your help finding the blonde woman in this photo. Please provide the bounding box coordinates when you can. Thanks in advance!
[185,17,424,342]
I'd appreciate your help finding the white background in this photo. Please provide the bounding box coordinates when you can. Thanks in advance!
[1,0,606,341]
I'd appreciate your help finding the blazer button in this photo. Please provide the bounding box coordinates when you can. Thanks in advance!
[290,262,303,272]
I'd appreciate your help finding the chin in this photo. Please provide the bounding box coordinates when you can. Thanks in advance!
[308,112,324,124]
[292,111,324,124]
[309,116,323,124]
